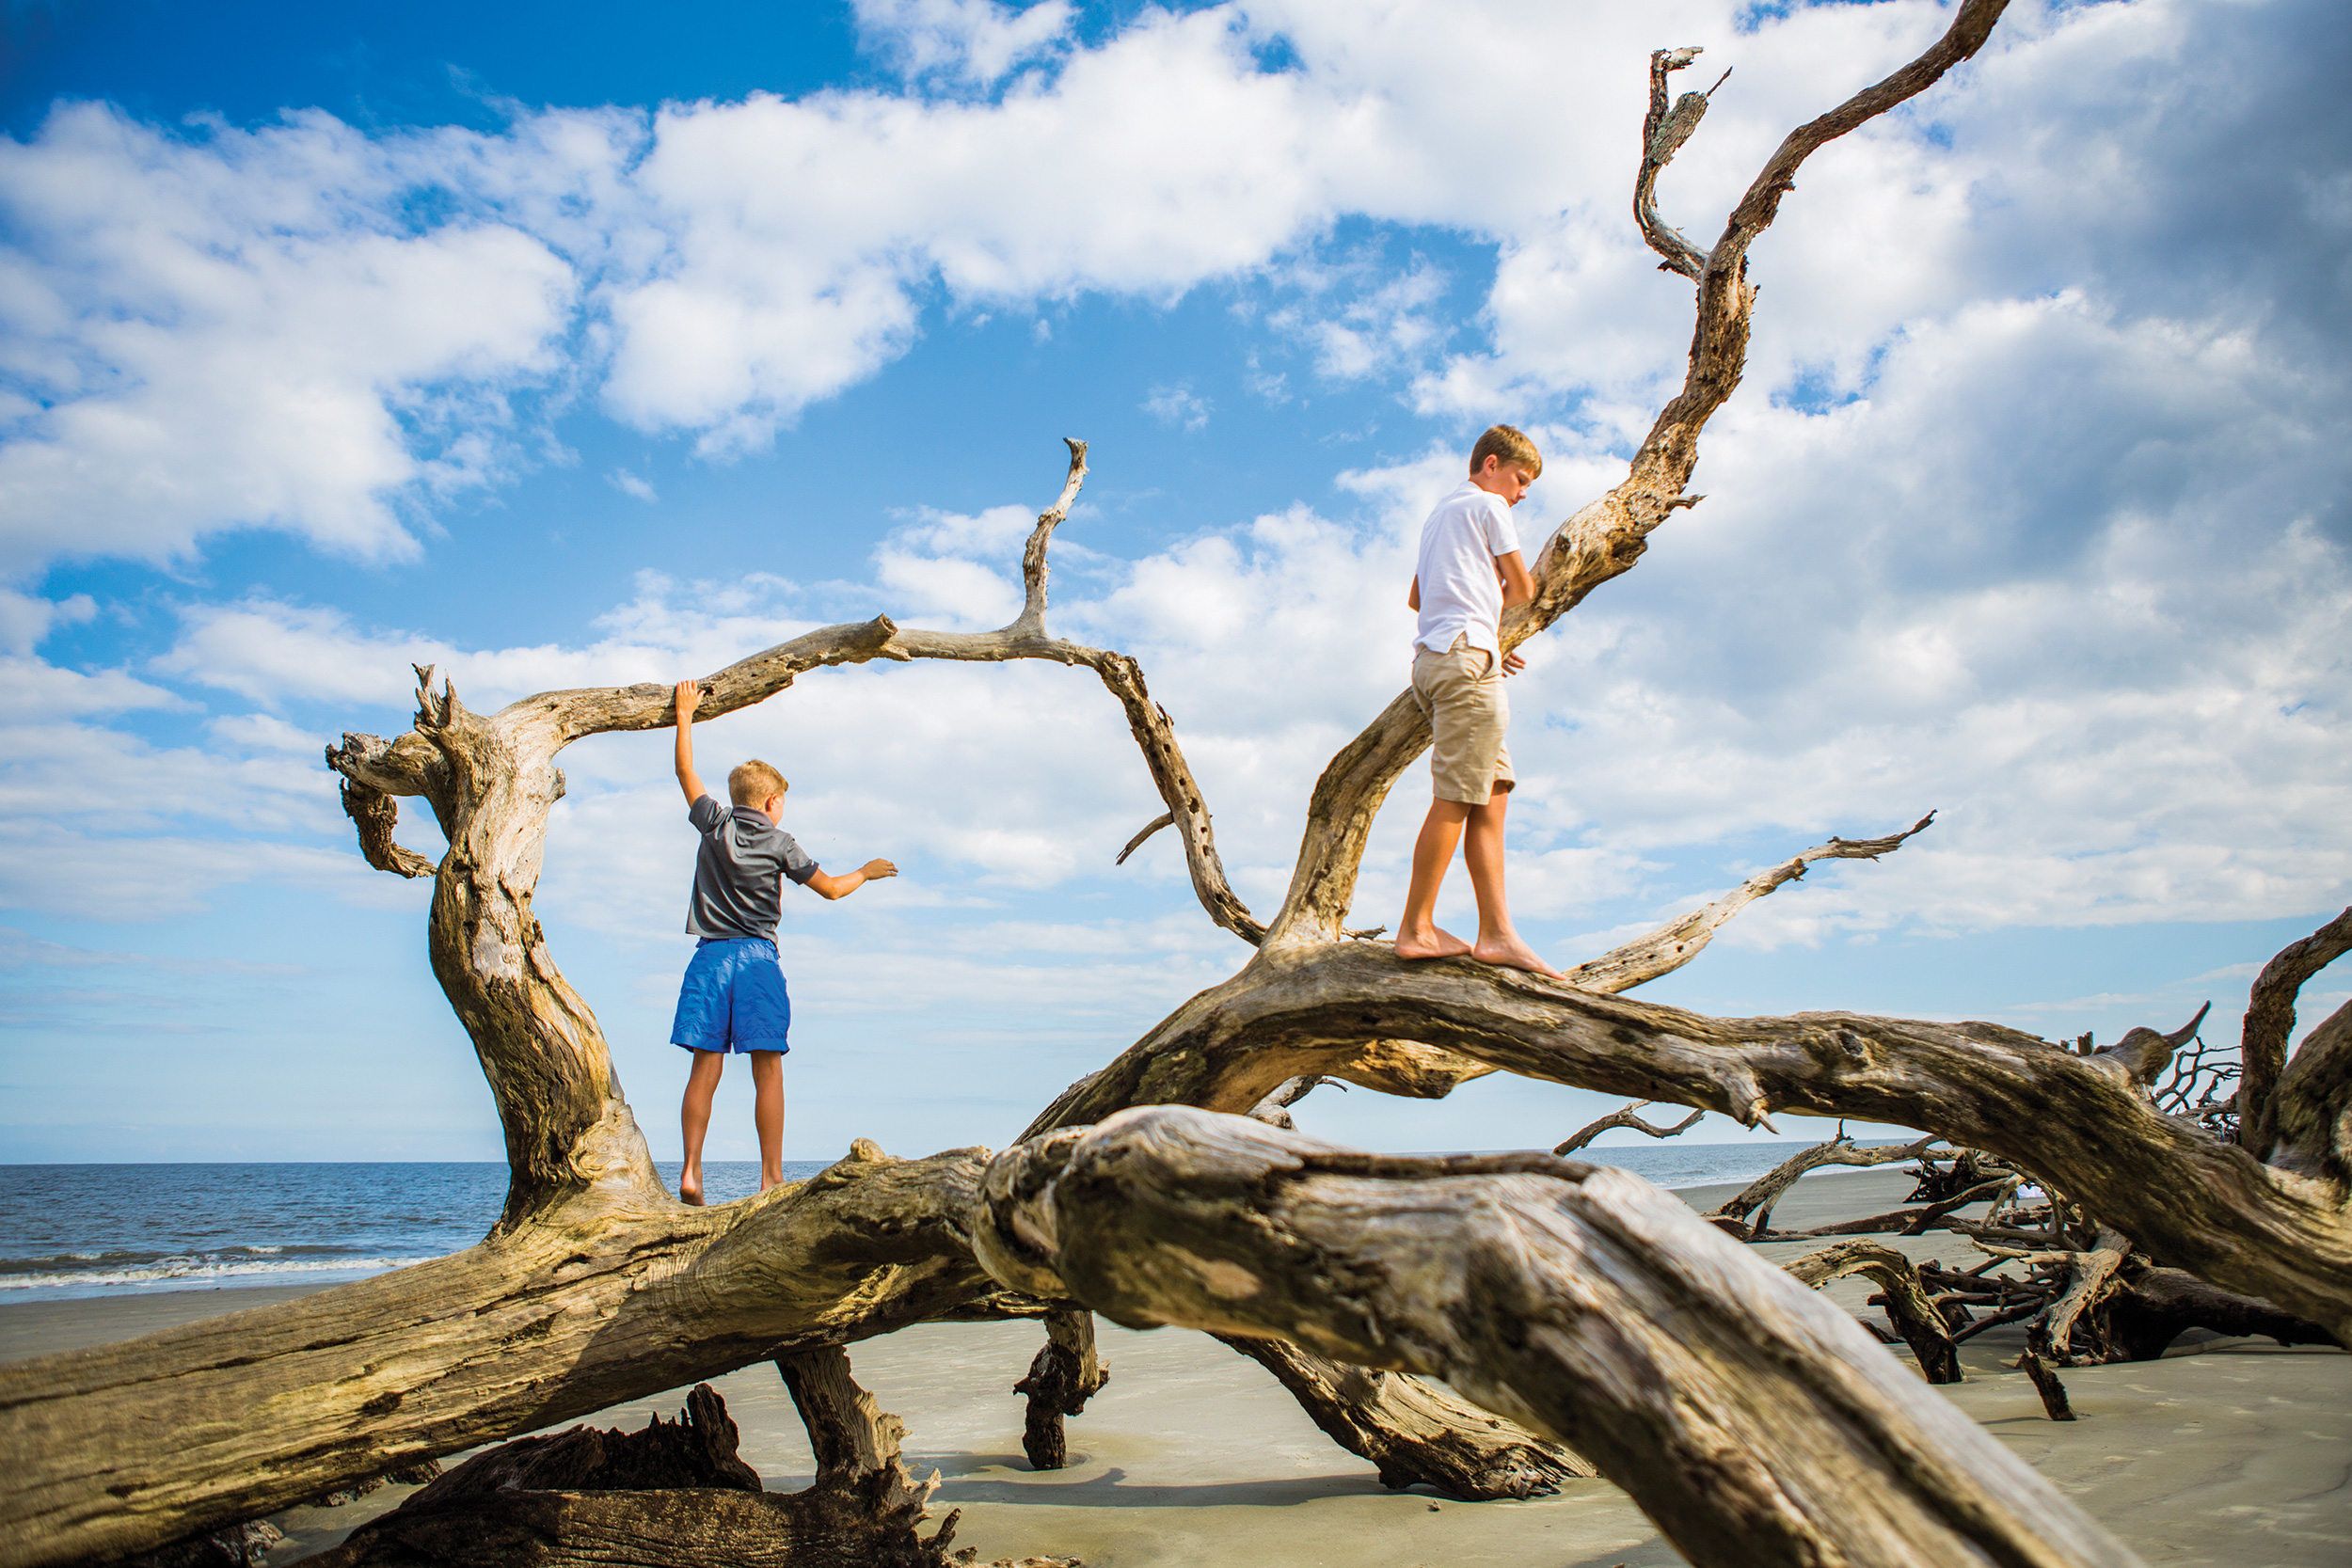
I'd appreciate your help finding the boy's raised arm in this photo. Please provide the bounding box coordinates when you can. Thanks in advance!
[674,679,707,806]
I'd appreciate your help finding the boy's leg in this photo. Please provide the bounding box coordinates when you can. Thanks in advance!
[1395,799,1475,958]
[749,1051,787,1191]
[1462,787,1562,977]
[679,1049,725,1206]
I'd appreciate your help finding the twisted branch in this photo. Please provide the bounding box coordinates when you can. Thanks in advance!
[2238,906,2352,1149]
[1564,812,1935,993]
[1266,0,2011,945]
[1553,1100,1704,1155]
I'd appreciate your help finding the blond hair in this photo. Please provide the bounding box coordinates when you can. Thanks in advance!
[728,760,788,807]
[1470,424,1542,479]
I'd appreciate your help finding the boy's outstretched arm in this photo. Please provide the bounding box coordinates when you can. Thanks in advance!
[674,680,707,805]
[804,859,898,901]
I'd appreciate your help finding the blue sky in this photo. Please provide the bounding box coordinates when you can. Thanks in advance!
[2,0,2346,1166]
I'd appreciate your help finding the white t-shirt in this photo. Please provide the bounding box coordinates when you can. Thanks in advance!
[1413,482,1522,656]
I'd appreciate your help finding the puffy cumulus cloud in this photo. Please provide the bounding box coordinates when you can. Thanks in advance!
[0,103,586,578]
[0,0,2081,553]
[7,0,2348,964]
[594,0,1982,446]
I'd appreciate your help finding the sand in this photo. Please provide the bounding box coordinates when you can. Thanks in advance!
[5,1169,2345,1567]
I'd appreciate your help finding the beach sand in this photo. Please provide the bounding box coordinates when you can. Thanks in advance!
[5,1168,2345,1566]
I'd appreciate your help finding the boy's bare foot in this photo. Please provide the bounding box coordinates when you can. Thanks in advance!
[1395,926,1474,960]
[679,1180,705,1207]
[1472,932,1565,979]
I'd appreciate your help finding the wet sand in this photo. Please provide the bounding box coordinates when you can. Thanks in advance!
[5,1169,2345,1566]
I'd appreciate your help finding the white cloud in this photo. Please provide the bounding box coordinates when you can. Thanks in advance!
[1141,384,1211,432]
[608,467,658,501]
[2,0,2345,974]
[0,0,2062,546]
[0,104,580,577]
[851,0,1075,87]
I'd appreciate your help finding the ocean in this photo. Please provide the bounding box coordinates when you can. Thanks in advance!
[0,1142,1896,1303]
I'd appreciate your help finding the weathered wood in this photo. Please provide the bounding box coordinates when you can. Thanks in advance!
[119,1520,284,1568]
[1708,1130,1944,1238]
[2038,1226,2132,1366]
[2236,907,2351,1150]
[1783,1241,1961,1385]
[0,1143,993,1568]
[777,1348,914,1493]
[1215,1334,1594,1497]
[2017,1354,2076,1422]
[1019,939,2352,1342]
[309,1378,967,1568]
[2261,996,2352,1188]
[972,1106,2139,1568]
[1561,815,1934,996]
[1262,2,2007,947]
[2097,1267,2345,1360]
[1553,1100,1703,1155]
[1009,1308,1108,1470]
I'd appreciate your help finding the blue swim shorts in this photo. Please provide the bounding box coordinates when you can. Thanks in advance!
[671,938,792,1054]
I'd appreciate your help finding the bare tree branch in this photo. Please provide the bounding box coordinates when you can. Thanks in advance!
[2238,907,2352,1150]
[1564,813,1935,993]
[1265,0,2011,946]
[1215,1335,1594,1498]
[338,778,437,879]
[1115,812,1174,865]
[1709,1130,1944,1239]
[1782,1240,1960,1384]
[2035,1226,2131,1366]
[1635,46,1714,277]
[1553,1100,1704,1155]
[1010,1308,1107,1471]
[2264,996,2352,1188]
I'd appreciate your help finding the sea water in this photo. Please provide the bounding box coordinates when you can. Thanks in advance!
[0,1142,1888,1303]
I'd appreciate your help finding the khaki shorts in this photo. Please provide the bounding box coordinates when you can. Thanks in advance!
[1411,634,1514,804]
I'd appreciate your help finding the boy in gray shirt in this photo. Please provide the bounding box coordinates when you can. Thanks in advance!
[669,678,898,1205]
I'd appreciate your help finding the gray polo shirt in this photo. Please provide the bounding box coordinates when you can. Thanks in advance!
[685,794,818,942]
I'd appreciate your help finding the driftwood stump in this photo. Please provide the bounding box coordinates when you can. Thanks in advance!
[309,1378,963,1568]
[1010,1309,1108,1470]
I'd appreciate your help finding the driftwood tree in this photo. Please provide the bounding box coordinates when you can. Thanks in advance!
[8,4,2350,1565]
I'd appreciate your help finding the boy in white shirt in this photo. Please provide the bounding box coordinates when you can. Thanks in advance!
[1394,425,1561,977]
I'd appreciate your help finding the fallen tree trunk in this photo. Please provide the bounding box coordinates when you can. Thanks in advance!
[1024,939,2352,1342]
[972,1105,2140,1568]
